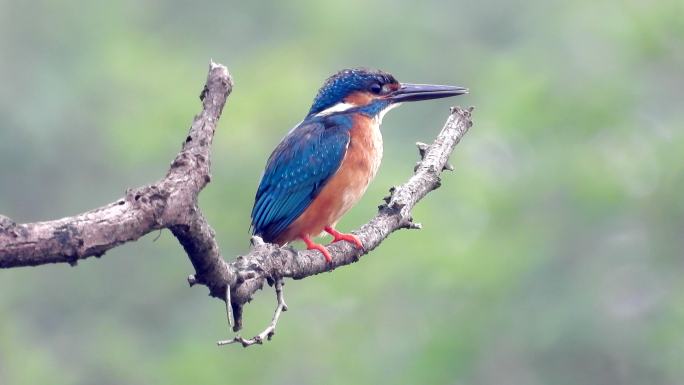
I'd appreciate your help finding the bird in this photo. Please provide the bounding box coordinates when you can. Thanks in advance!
[250,68,467,263]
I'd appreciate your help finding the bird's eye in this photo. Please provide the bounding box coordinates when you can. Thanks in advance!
[370,83,383,95]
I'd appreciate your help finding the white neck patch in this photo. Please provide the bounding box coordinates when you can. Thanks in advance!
[314,101,402,124]
[314,102,356,117]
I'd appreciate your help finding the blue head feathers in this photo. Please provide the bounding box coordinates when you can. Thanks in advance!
[308,68,398,116]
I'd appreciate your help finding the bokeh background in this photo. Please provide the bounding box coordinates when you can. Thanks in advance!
[1,0,682,384]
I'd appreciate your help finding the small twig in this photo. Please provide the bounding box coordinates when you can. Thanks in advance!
[225,284,234,330]
[217,279,288,347]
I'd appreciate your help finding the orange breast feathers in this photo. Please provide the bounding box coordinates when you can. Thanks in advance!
[274,115,383,244]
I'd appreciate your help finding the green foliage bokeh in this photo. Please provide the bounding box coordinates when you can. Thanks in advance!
[1,0,682,384]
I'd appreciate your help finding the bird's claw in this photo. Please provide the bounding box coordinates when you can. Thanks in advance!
[324,226,364,250]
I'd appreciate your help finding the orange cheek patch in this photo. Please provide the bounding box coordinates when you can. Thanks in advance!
[387,83,400,92]
[344,91,373,106]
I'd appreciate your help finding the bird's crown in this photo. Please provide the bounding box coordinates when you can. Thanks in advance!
[308,68,398,116]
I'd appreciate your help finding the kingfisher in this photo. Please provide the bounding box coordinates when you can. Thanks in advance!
[251,68,467,263]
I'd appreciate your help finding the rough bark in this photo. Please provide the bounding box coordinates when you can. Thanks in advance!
[0,61,474,344]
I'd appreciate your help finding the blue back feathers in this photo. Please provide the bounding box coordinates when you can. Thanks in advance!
[251,114,353,242]
[308,68,397,116]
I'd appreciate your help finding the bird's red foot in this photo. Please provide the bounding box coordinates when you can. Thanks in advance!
[324,226,364,250]
[300,234,332,263]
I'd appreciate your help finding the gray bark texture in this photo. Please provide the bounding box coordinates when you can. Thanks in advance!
[0,62,474,341]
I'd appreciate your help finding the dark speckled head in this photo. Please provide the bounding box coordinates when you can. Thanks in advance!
[308,68,398,116]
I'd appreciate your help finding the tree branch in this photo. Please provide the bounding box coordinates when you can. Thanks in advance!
[223,105,474,338]
[0,61,474,347]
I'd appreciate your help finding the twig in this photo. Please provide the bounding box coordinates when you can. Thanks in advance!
[225,284,234,330]
[217,279,288,347]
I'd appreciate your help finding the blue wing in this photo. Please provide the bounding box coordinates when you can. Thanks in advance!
[251,118,350,242]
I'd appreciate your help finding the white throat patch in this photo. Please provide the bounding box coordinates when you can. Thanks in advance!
[375,103,401,125]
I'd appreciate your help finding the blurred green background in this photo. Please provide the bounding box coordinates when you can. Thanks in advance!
[1,0,682,384]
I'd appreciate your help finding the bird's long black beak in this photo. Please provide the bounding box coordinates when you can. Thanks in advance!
[388,83,468,103]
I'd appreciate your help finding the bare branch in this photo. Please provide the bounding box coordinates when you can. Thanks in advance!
[223,106,474,338]
[0,61,474,348]
[0,61,235,300]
